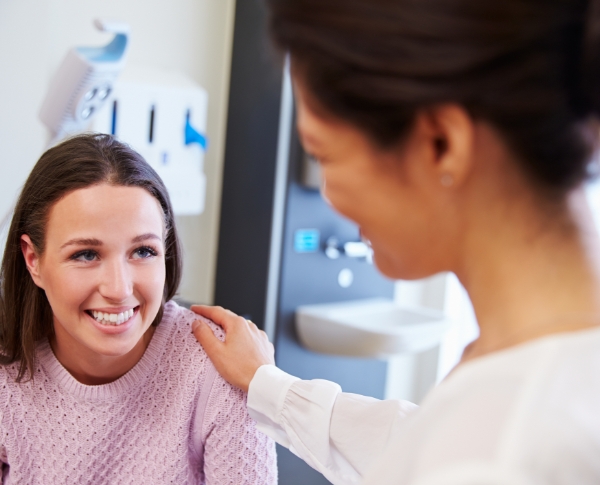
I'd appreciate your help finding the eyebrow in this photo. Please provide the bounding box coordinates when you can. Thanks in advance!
[131,233,162,244]
[60,233,162,249]
[60,238,102,249]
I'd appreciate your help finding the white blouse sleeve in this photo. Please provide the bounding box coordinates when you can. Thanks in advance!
[247,365,418,485]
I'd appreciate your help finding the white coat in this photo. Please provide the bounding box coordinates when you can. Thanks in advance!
[248,327,600,484]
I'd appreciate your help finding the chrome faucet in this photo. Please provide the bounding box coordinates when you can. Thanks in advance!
[325,236,373,263]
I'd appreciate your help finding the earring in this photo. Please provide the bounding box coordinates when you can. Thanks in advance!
[440,173,454,187]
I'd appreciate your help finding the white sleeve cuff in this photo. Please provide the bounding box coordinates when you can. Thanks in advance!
[247,365,300,447]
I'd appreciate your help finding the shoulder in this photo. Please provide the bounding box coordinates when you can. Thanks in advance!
[0,362,21,423]
[151,301,226,383]
[421,329,600,428]
[158,301,225,361]
[161,300,225,343]
[0,367,8,403]
[516,330,600,478]
[392,330,600,483]
[0,362,19,395]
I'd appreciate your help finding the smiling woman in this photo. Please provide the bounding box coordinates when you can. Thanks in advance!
[20,184,167,384]
[0,134,277,484]
[2,134,180,383]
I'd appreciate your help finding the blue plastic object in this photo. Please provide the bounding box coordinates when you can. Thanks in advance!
[185,114,208,151]
[77,33,128,63]
[294,229,320,253]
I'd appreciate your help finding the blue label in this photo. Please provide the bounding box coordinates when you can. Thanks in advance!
[294,229,320,253]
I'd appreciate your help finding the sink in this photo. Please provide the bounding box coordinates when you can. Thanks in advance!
[295,298,449,358]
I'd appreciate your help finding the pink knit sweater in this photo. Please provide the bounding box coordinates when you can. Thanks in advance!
[0,301,277,484]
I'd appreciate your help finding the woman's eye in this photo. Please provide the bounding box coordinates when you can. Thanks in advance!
[71,250,98,262]
[132,246,158,259]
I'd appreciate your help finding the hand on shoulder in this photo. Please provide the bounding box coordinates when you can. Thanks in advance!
[191,306,275,393]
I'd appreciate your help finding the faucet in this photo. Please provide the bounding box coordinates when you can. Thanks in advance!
[325,236,373,263]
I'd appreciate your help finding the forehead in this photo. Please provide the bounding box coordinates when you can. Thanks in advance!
[293,77,372,155]
[296,96,347,151]
[295,95,380,164]
[45,184,165,243]
[294,81,331,143]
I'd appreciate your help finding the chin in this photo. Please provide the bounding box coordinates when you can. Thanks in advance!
[91,339,139,357]
[373,252,432,281]
[372,256,405,279]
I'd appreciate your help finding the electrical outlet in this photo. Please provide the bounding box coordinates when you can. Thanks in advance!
[93,67,208,215]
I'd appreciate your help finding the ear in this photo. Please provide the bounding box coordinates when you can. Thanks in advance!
[20,235,45,289]
[414,104,475,190]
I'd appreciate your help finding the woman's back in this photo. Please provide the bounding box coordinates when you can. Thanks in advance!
[365,327,600,484]
[0,301,277,484]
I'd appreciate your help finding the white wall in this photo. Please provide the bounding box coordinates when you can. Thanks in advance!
[0,0,236,304]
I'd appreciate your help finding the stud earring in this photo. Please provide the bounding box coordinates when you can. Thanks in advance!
[440,174,454,187]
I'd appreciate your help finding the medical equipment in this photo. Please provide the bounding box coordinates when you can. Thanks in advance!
[39,19,130,144]
[92,67,209,215]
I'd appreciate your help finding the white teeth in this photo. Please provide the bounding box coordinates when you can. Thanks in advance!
[90,308,136,326]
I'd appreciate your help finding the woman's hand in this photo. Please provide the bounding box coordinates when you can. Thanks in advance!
[191,305,275,393]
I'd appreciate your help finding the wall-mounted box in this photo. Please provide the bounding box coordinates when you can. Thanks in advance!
[94,67,208,215]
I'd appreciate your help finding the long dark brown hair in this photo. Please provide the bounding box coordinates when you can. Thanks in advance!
[267,0,600,194]
[0,133,182,381]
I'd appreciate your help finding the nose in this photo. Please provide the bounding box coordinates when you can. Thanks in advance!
[99,258,133,302]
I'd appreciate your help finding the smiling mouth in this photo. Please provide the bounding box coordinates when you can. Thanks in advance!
[86,307,138,326]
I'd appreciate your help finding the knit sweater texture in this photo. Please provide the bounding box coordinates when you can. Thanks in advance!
[0,301,277,484]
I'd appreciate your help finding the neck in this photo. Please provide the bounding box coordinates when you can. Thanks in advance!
[49,326,155,385]
[457,187,600,361]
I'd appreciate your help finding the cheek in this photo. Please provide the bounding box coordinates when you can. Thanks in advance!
[320,158,442,278]
[40,267,95,315]
[323,167,395,231]
[321,167,370,220]
[369,208,450,280]
[136,259,167,299]
[370,235,426,279]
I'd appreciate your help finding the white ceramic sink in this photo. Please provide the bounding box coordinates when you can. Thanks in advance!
[295,298,449,358]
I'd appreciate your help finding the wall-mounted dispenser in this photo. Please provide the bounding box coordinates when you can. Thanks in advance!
[39,19,129,143]
[93,67,208,215]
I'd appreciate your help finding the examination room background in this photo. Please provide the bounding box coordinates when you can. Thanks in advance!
[7,1,596,483]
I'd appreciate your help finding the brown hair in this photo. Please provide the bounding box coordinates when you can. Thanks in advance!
[0,133,182,381]
[267,0,600,193]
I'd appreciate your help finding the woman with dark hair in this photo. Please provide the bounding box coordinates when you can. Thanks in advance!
[193,0,600,483]
[0,133,277,484]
